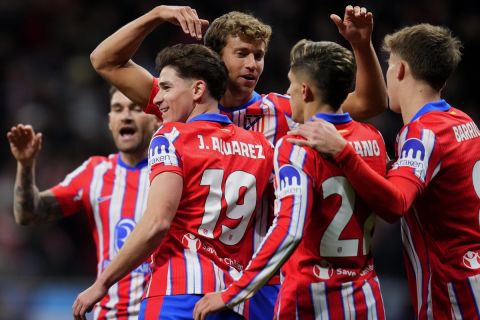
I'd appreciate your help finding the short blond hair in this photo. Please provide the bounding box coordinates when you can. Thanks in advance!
[204,11,272,54]
[383,23,462,91]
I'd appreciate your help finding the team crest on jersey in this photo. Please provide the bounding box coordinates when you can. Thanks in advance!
[463,250,480,269]
[182,233,202,252]
[313,260,334,280]
[148,127,180,169]
[277,164,303,199]
[244,114,263,130]
[114,219,136,252]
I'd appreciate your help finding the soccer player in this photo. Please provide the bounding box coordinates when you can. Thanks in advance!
[73,43,274,320]
[88,5,387,318]
[288,24,480,319]
[194,39,387,320]
[7,88,160,319]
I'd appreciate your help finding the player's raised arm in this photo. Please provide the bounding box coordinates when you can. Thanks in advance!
[90,5,209,109]
[7,124,63,225]
[333,5,387,120]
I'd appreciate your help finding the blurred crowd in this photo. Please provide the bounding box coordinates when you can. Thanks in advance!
[0,0,478,318]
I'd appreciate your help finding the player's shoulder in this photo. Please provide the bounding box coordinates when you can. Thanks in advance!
[84,154,115,167]
[350,121,384,140]
[262,92,291,109]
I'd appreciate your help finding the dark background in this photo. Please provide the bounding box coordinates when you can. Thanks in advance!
[0,0,478,319]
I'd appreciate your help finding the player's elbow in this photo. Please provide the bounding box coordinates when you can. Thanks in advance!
[90,48,112,74]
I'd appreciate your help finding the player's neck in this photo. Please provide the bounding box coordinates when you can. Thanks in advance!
[119,150,147,168]
[186,98,220,121]
[220,88,252,108]
[304,102,340,122]
[400,82,441,124]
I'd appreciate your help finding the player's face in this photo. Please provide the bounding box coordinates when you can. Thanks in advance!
[109,91,159,154]
[287,69,305,123]
[386,53,401,113]
[153,66,195,123]
[220,36,265,100]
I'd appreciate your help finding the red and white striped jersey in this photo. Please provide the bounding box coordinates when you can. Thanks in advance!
[50,154,150,320]
[145,113,273,314]
[221,113,387,319]
[388,100,480,319]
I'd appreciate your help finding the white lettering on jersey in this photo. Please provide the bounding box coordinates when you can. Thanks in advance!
[453,121,480,142]
[348,140,381,157]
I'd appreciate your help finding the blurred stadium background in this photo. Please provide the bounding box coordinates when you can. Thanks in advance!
[0,0,478,319]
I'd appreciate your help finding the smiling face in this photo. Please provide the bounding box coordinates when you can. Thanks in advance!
[220,36,265,100]
[108,90,159,154]
[152,66,195,123]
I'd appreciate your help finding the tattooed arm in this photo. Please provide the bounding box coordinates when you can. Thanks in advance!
[8,124,63,225]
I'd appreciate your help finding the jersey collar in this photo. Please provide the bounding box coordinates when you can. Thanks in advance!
[411,99,451,122]
[218,91,262,112]
[117,155,148,170]
[312,112,352,124]
[187,113,233,125]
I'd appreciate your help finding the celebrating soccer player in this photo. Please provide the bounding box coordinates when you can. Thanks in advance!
[289,23,480,319]
[194,38,388,320]
[8,88,159,319]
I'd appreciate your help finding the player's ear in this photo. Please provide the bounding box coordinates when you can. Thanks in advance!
[397,61,406,81]
[302,83,314,103]
[192,79,207,101]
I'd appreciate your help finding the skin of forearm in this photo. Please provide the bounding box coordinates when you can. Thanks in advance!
[96,213,169,288]
[348,41,387,120]
[14,163,40,225]
[90,7,164,70]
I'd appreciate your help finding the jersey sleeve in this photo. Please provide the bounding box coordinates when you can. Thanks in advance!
[144,77,163,120]
[265,93,298,130]
[388,121,442,189]
[148,125,183,183]
[50,158,94,217]
[334,143,420,223]
[220,137,314,307]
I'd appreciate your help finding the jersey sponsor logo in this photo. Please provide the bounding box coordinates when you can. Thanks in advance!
[148,127,180,168]
[182,233,202,252]
[313,260,334,280]
[277,165,302,199]
[463,250,480,269]
[394,138,427,180]
[114,218,136,252]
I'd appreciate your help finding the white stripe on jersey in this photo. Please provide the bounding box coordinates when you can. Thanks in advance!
[109,165,127,259]
[362,279,378,320]
[341,282,356,319]
[311,282,330,320]
[134,166,149,221]
[232,302,245,317]
[400,217,424,316]
[90,161,112,276]
[213,262,225,291]
[227,141,308,306]
[185,249,203,294]
[128,272,144,320]
[468,274,480,315]
[448,282,463,320]
[105,282,119,319]
[59,159,89,187]
[166,259,172,295]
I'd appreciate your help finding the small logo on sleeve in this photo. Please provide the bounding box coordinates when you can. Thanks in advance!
[393,138,427,180]
[148,127,180,169]
[277,165,303,199]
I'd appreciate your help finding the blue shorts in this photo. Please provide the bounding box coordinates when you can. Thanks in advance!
[247,284,280,319]
[139,294,244,320]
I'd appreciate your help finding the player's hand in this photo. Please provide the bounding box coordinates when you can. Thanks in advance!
[330,5,373,46]
[287,117,347,157]
[156,5,209,40]
[7,124,42,167]
[72,282,108,320]
[193,292,226,320]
